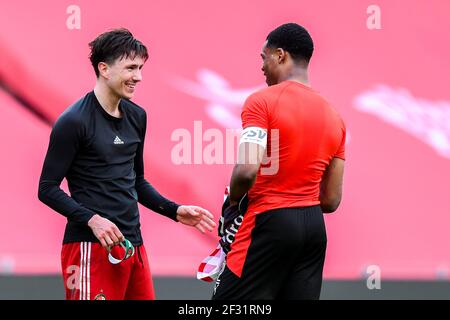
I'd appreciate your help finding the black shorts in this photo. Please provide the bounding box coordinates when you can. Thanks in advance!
[212,206,327,300]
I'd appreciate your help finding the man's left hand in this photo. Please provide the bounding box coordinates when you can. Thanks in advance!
[176,205,216,233]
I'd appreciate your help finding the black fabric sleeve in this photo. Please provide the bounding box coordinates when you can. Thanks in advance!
[134,111,180,221]
[38,114,95,224]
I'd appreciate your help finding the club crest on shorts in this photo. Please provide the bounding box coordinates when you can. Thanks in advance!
[94,293,106,300]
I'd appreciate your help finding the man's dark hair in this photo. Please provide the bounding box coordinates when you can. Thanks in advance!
[89,28,149,77]
[266,23,314,63]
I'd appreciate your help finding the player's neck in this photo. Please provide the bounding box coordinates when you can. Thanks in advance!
[94,83,122,117]
[284,67,310,87]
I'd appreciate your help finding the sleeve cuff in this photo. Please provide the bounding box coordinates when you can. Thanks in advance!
[69,209,95,225]
[161,202,180,222]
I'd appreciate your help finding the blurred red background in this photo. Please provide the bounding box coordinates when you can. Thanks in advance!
[0,0,449,279]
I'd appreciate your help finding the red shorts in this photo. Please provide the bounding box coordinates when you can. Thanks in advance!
[61,242,155,300]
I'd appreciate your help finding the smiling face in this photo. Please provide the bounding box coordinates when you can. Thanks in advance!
[100,55,145,99]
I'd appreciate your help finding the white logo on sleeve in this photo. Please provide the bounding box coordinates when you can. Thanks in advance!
[114,136,124,145]
[239,127,268,148]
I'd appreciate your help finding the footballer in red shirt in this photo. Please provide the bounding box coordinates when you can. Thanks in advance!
[213,23,346,300]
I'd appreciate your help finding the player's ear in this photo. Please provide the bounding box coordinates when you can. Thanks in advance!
[97,62,110,80]
[276,48,286,64]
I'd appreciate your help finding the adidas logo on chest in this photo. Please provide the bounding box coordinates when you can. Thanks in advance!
[114,136,124,144]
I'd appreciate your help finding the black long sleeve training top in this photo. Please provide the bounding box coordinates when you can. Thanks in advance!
[38,91,179,245]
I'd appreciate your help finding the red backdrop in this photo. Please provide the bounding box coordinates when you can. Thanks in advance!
[0,0,449,279]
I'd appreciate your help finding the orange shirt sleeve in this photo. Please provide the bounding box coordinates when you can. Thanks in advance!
[334,121,346,160]
[241,92,269,130]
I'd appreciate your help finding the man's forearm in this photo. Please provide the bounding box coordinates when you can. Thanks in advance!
[38,180,95,224]
[229,165,256,204]
[135,176,180,221]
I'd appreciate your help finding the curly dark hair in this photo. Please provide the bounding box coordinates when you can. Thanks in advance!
[266,23,314,63]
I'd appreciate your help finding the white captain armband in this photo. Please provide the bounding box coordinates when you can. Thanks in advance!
[239,126,268,148]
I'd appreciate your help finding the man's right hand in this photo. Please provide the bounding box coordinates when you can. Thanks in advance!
[87,214,125,249]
